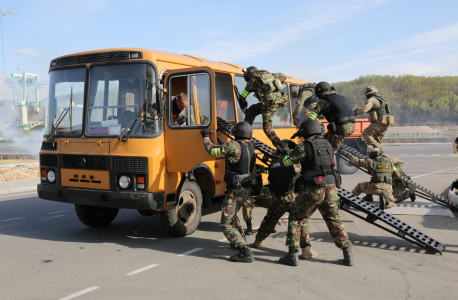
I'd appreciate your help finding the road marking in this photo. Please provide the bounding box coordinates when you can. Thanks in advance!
[40,215,64,220]
[57,286,99,300]
[449,154,458,157]
[126,264,158,276]
[0,223,22,230]
[432,154,441,157]
[0,192,37,198]
[1,217,26,222]
[411,166,458,179]
[414,154,423,157]
[49,210,70,214]
[178,247,203,256]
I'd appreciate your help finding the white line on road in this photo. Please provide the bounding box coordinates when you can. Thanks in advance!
[411,166,458,179]
[0,223,22,230]
[57,286,99,300]
[0,192,37,198]
[40,215,64,220]
[126,264,158,276]
[1,217,26,222]
[178,247,203,256]
[49,210,70,214]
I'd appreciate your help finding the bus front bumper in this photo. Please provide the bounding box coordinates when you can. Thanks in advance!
[37,184,164,210]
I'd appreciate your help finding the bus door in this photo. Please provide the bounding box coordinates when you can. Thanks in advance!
[163,67,216,172]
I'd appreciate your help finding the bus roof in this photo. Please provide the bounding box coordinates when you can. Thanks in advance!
[51,48,308,84]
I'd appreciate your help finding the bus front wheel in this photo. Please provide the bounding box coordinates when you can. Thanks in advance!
[75,205,119,227]
[160,180,202,237]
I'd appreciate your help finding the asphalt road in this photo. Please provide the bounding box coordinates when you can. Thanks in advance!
[1,144,458,300]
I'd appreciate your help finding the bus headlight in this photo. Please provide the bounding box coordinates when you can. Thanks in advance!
[119,175,131,189]
[47,170,56,183]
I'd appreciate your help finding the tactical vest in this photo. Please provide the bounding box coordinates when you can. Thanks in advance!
[371,155,393,184]
[368,95,389,117]
[301,137,338,186]
[253,71,284,103]
[225,141,256,189]
[321,94,355,126]
[268,159,299,196]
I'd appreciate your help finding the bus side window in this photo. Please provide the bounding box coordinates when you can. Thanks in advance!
[289,84,306,124]
[273,83,292,127]
[215,74,235,121]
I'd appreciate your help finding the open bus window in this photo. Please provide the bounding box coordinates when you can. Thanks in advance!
[86,64,160,137]
[215,74,235,121]
[290,84,306,124]
[169,73,211,128]
[272,83,291,126]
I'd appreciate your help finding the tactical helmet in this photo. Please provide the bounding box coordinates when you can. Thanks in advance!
[369,147,383,159]
[231,121,252,140]
[364,86,377,98]
[315,81,333,99]
[243,66,258,81]
[291,119,321,139]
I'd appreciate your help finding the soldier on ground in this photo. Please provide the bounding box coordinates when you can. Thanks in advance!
[200,122,256,263]
[363,158,416,203]
[237,66,289,151]
[341,148,400,209]
[354,86,394,151]
[252,139,318,260]
[308,82,356,152]
[277,119,354,266]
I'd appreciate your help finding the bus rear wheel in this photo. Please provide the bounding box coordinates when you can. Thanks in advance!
[75,205,119,227]
[160,180,202,237]
[337,155,358,175]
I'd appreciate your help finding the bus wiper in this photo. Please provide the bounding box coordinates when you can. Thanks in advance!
[47,108,69,141]
[118,104,146,142]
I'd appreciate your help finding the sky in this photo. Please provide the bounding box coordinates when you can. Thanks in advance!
[1,0,458,101]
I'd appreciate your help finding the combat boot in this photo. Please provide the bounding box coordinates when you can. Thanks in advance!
[252,238,264,248]
[342,245,354,266]
[245,220,253,235]
[379,197,386,210]
[300,246,318,259]
[409,193,416,202]
[362,194,374,202]
[279,247,299,266]
[229,246,255,263]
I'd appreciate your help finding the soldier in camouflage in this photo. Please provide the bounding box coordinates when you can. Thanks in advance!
[171,93,188,126]
[277,120,353,266]
[200,122,256,263]
[252,140,318,260]
[354,86,394,151]
[341,148,400,209]
[308,82,356,152]
[291,83,318,121]
[237,66,289,150]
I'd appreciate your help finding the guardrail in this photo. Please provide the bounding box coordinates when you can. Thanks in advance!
[383,132,458,139]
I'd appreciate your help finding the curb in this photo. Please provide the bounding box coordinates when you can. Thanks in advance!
[0,184,38,195]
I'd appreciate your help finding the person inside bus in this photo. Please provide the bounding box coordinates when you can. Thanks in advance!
[171,93,188,126]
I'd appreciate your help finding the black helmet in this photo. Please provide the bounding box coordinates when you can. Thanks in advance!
[231,121,252,139]
[315,81,334,99]
[243,66,258,81]
[291,119,321,139]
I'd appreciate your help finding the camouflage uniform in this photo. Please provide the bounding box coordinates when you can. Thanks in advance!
[342,151,400,208]
[312,91,355,152]
[392,159,412,203]
[171,108,188,126]
[203,138,252,247]
[281,142,351,249]
[255,163,311,247]
[241,71,288,147]
[355,94,392,150]
[241,197,255,222]
[292,84,319,120]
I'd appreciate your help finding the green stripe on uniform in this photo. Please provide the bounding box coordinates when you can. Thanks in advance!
[241,90,249,98]
[283,156,293,166]
[309,112,318,120]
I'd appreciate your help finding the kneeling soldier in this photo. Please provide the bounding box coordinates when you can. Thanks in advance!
[278,120,353,266]
[201,122,256,263]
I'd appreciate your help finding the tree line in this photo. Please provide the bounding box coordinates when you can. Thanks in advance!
[333,75,458,126]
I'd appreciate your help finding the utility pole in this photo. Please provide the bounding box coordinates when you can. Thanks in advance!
[0,10,17,80]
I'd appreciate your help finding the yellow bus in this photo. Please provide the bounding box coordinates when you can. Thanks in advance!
[38,48,309,236]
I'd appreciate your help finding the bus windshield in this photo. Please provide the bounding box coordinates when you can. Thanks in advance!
[46,68,86,137]
[86,63,160,137]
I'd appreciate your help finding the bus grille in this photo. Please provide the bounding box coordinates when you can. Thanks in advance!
[62,155,108,170]
[40,154,59,167]
[112,157,147,172]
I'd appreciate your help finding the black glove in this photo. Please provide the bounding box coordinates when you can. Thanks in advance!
[293,117,302,127]
[277,140,290,154]
[354,109,358,115]
[200,128,212,138]
[238,96,248,112]
[216,136,224,145]
[286,140,297,150]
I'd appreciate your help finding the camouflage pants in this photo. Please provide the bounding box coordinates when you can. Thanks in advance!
[241,197,255,222]
[324,122,355,153]
[221,188,250,247]
[362,120,390,150]
[352,182,396,204]
[393,186,410,203]
[244,101,282,146]
[286,185,351,249]
[256,193,310,247]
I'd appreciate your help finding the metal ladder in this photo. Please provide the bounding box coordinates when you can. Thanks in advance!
[339,143,458,212]
[216,117,445,254]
